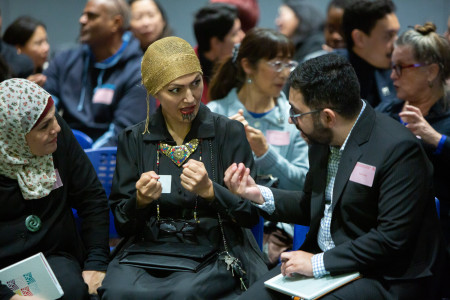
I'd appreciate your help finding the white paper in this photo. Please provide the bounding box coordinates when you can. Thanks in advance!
[264,272,360,300]
[159,175,172,194]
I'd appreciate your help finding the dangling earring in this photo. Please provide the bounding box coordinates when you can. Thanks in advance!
[247,78,252,84]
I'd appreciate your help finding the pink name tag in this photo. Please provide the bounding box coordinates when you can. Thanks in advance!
[349,162,376,187]
[266,130,290,146]
[92,88,114,105]
[52,169,63,190]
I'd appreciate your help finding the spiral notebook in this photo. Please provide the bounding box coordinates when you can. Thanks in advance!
[0,252,64,299]
[264,272,360,300]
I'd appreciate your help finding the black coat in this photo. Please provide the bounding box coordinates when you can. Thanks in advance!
[0,115,110,299]
[103,104,267,299]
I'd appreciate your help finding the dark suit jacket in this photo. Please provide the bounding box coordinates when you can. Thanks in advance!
[264,104,445,283]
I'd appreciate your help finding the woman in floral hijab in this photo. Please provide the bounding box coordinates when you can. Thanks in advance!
[0,78,110,300]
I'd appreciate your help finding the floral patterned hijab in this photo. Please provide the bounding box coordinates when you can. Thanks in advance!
[0,78,56,200]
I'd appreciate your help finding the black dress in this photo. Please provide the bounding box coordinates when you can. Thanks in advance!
[99,104,267,299]
[0,115,110,300]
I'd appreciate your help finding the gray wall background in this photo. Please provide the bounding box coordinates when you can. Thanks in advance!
[1,0,449,58]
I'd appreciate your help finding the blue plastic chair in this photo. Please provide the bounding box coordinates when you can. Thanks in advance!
[435,197,440,218]
[293,224,309,250]
[251,216,265,250]
[85,147,118,239]
[72,129,93,149]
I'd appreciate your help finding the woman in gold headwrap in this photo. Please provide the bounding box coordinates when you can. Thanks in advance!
[98,36,267,299]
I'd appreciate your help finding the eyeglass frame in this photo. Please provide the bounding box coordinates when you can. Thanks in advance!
[289,107,322,125]
[157,217,198,235]
[266,60,299,72]
[391,63,428,77]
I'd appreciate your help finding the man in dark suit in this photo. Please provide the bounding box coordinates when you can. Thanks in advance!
[225,54,446,299]
[335,0,399,108]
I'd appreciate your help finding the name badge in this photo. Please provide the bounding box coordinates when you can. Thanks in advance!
[266,130,290,146]
[349,162,376,187]
[52,169,63,190]
[158,175,172,194]
[93,84,115,105]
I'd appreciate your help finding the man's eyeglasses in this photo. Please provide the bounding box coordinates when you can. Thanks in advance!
[289,107,321,125]
[391,63,428,77]
[266,60,299,73]
[158,218,198,236]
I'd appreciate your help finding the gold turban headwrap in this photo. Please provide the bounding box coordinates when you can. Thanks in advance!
[141,36,202,96]
[141,36,202,134]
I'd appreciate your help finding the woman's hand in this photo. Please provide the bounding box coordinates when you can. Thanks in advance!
[399,104,442,147]
[229,109,249,128]
[82,270,106,294]
[181,159,214,200]
[229,109,269,156]
[245,125,269,157]
[135,171,161,208]
[27,73,47,87]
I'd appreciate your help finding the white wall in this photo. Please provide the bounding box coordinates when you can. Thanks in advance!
[1,0,448,57]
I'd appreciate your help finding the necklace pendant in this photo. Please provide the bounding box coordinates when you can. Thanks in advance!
[173,148,185,160]
[25,215,42,232]
[159,139,199,167]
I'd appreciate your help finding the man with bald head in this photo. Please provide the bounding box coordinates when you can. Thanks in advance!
[44,0,154,147]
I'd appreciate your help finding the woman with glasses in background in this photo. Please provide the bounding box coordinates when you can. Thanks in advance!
[207,28,309,268]
[98,36,267,299]
[377,22,450,261]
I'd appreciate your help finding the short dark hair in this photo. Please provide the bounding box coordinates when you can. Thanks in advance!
[343,0,396,49]
[289,54,361,119]
[3,16,46,47]
[194,3,238,53]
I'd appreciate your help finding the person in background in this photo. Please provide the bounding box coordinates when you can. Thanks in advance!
[44,0,152,148]
[304,0,357,61]
[98,36,267,299]
[376,23,450,276]
[275,0,325,63]
[336,0,400,108]
[193,3,245,104]
[208,28,309,267]
[0,8,34,80]
[3,16,50,86]
[0,78,110,299]
[128,0,173,52]
[209,0,260,33]
[444,15,450,43]
[226,53,447,300]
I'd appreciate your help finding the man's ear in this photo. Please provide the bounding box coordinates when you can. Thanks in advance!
[111,15,123,33]
[351,29,366,49]
[321,108,337,128]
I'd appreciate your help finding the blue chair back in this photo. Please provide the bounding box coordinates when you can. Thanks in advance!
[85,147,118,238]
[251,216,265,250]
[435,197,440,218]
[293,224,309,250]
[72,129,93,149]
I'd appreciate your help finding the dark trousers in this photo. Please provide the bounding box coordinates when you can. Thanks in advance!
[236,266,440,300]
[47,255,89,300]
